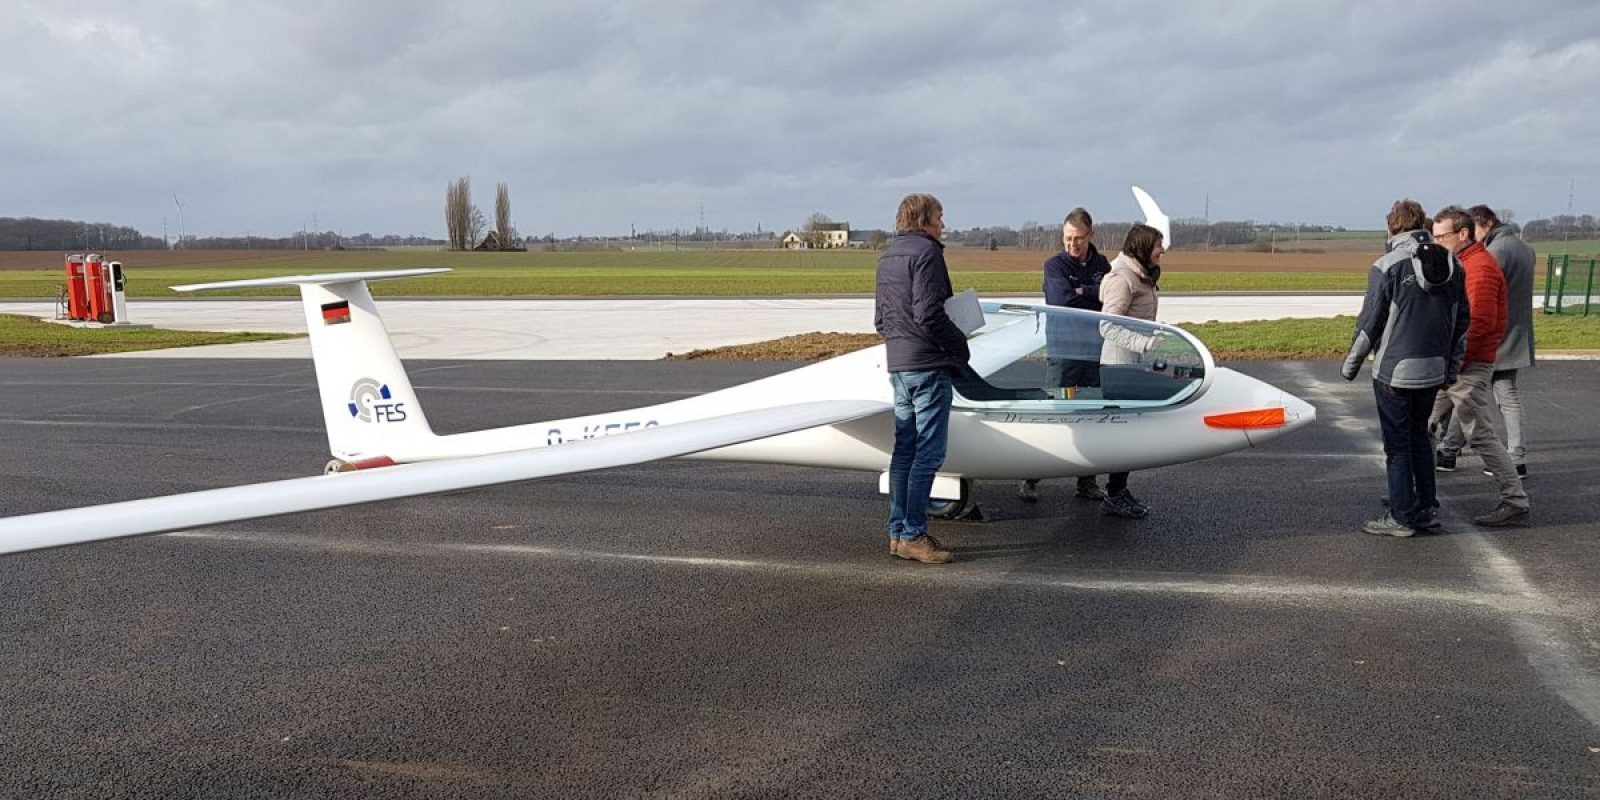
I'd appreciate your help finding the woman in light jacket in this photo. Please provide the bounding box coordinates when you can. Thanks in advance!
[1094,223,1165,518]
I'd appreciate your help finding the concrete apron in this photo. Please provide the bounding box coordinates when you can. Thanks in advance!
[3,296,1369,360]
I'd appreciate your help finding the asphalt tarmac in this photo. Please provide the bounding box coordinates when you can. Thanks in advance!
[2,357,1599,799]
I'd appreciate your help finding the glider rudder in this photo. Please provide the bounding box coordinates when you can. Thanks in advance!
[171,268,449,462]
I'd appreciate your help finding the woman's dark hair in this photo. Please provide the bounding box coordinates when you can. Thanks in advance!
[1121,223,1164,268]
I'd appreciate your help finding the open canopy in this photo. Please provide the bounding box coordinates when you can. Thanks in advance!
[955,303,1214,413]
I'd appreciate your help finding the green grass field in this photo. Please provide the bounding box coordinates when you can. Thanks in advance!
[1541,238,1600,257]
[5,246,1588,298]
[3,246,1594,358]
[1183,312,1600,360]
[0,314,296,357]
[5,309,1593,360]
[0,259,1373,297]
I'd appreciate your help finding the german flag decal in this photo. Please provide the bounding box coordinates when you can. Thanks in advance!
[321,301,352,325]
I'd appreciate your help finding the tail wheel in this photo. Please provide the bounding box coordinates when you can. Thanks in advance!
[324,459,356,474]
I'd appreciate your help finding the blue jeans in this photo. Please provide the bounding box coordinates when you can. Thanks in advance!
[888,369,954,541]
[1373,380,1440,525]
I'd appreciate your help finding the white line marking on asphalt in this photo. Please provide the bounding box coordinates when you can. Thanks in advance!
[1452,533,1600,730]
[1283,361,1600,731]
[167,529,1538,617]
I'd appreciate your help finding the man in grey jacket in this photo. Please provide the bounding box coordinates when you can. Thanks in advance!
[1342,200,1469,537]
[875,193,969,564]
[1435,205,1535,477]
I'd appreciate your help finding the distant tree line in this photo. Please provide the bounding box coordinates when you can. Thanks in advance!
[0,217,164,251]
[185,231,444,249]
[0,215,447,251]
[950,218,1261,251]
[1522,213,1599,242]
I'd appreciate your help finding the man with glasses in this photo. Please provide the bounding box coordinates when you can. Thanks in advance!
[1020,207,1112,503]
[1427,206,1530,527]
[1434,206,1536,478]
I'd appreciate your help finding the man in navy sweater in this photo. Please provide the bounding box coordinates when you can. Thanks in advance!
[1020,207,1112,503]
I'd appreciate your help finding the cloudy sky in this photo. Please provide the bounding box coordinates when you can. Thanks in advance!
[4,1,1598,239]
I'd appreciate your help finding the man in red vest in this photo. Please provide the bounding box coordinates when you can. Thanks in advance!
[1428,206,1529,527]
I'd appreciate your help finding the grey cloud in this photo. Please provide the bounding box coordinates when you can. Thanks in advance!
[2,0,1596,236]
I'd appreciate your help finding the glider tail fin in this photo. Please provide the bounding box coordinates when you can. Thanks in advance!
[172,268,449,463]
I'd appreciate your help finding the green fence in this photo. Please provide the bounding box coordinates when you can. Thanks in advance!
[1544,254,1597,316]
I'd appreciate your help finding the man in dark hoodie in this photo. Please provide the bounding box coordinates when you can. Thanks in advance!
[875,193,969,564]
[1020,207,1112,503]
[1342,199,1469,537]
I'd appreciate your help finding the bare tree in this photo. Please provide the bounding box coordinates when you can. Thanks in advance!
[803,212,834,249]
[445,177,473,250]
[469,205,487,248]
[495,182,514,250]
[1018,220,1053,251]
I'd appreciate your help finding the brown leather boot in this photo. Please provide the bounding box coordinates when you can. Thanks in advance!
[896,534,953,564]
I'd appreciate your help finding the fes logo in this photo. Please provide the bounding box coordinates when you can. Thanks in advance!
[348,378,408,423]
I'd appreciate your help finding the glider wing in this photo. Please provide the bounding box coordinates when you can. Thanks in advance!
[0,399,889,556]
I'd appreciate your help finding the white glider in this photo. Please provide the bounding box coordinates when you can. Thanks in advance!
[0,189,1316,555]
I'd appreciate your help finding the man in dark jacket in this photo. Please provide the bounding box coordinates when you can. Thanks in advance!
[1342,199,1469,537]
[1042,208,1113,312]
[875,193,968,564]
[1020,207,1112,503]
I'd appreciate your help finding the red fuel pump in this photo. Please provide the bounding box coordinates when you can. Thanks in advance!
[64,253,90,320]
[84,254,114,323]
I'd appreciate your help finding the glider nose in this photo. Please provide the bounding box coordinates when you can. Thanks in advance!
[1282,391,1317,431]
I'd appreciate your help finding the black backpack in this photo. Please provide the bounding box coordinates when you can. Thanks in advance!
[1413,241,1453,284]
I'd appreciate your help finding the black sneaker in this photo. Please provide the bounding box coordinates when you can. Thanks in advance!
[1074,480,1106,501]
[1102,490,1148,519]
[1018,480,1040,502]
[1434,451,1456,472]
[1516,463,1528,479]
[1363,512,1415,538]
[1412,507,1442,531]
